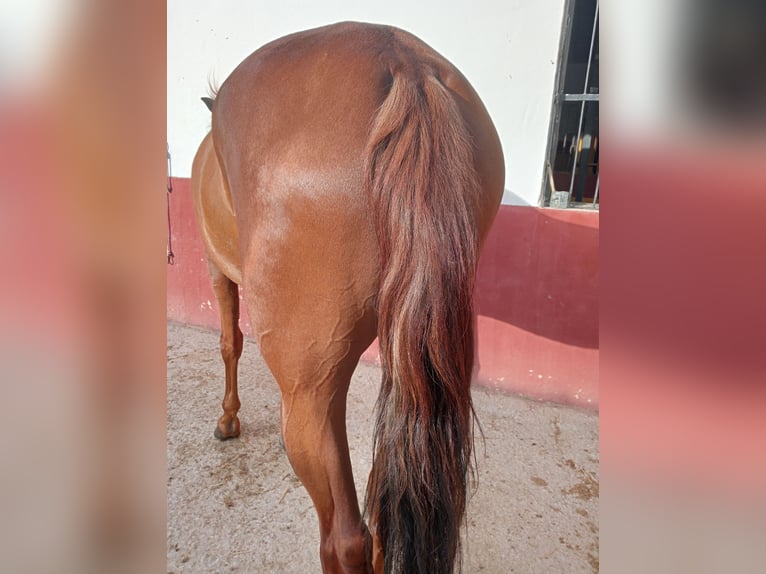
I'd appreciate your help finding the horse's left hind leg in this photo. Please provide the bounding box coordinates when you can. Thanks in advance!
[208,259,243,440]
[259,333,372,573]
[281,376,371,573]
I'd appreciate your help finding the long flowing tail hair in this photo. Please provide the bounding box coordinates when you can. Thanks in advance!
[364,62,481,574]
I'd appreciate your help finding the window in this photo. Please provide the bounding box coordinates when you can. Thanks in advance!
[542,0,599,209]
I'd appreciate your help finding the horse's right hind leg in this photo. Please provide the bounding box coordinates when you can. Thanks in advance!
[208,259,243,440]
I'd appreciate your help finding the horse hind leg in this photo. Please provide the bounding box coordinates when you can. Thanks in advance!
[260,336,372,573]
[208,259,243,440]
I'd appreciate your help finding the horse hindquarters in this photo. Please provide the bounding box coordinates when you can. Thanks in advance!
[205,22,503,574]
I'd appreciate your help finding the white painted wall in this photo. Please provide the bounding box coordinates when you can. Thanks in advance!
[168,0,566,205]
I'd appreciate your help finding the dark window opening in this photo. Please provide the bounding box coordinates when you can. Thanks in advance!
[543,0,599,209]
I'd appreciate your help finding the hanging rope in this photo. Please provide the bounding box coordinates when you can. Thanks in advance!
[166,143,175,265]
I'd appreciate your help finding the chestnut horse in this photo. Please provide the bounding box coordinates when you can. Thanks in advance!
[191,22,504,574]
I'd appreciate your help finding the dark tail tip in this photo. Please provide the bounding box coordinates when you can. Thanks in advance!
[201,96,214,112]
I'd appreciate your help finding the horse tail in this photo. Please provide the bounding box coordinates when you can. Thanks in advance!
[364,65,480,574]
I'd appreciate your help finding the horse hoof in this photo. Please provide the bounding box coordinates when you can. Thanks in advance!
[214,416,240,440]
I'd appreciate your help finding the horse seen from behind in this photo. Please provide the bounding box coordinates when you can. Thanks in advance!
[190,21,504,574]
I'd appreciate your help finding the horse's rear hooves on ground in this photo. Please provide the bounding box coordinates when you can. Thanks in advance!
[214,428,239,440]
[214,416,240,440]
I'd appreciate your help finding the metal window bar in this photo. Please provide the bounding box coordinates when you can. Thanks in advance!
[562,93,599,101]
[593,173,599,205]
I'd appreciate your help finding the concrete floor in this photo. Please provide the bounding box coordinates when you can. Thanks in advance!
[167,322,599,573]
